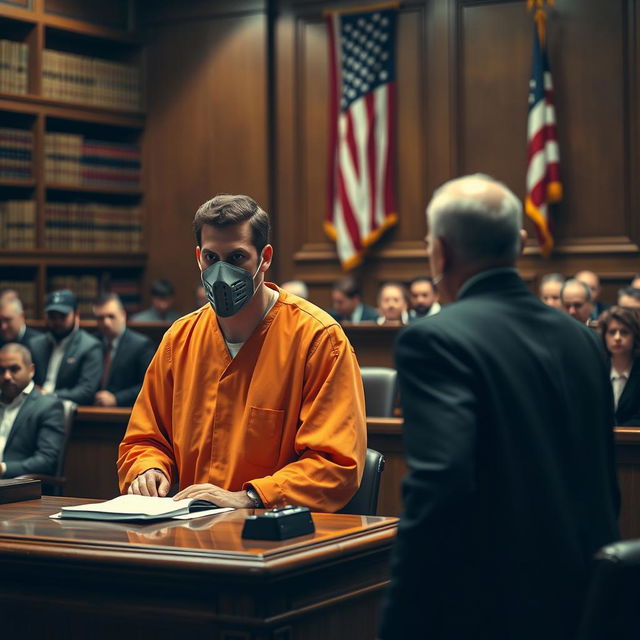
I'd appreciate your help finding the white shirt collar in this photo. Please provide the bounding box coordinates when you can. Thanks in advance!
[611,364,631,381]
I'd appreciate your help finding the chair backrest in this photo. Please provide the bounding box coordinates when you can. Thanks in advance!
[577,539,640,640]
[360,367,397,417]
[55,399,77,478]
[338,448,385,516]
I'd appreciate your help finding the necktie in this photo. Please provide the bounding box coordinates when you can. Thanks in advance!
[100,341,113,390]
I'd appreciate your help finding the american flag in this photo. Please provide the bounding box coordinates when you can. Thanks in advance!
[525,24,562,257]
[326,5,398,270]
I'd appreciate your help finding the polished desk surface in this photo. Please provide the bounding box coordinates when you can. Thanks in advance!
[0,497,398,575]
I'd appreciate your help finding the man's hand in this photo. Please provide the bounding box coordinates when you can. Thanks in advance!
[173,483,254,508]
[127,469,170,497]
[94,390,117,407]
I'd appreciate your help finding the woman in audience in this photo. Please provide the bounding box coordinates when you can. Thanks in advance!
[600,305,640,425]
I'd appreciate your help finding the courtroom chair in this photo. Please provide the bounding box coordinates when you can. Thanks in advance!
[16,399,77,496]
[577,538,640,640]
[360,366,397,417]
[338,448,385,516]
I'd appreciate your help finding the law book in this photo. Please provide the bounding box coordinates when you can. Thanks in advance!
[0,479,41,504]
[55,494,232,522]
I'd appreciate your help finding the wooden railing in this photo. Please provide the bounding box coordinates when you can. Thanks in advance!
[65,409,640,539]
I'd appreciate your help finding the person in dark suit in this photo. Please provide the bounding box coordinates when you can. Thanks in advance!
[0,297,41,350]
[378,174,619,640]
[329,276,378,323]
[93,293,156,407]
[599,305,640,426]
[0,343,65,478]
[30,290,102,406]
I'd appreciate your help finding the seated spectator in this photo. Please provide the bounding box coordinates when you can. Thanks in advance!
[377,282,409,325]
[329,276,378,323]
[30,290,102,406]
[0,297,41,350]
[576,269,609,321]
[618,286,640,309]
[131,279,180,323]
[0,288,19,304]
[539,273,565,309]
[408,276,440,321]
[561,279,594,324]
[93,293,156,407]
[0,343,65,478]
[280,280,309,300]
[599,306,640,426]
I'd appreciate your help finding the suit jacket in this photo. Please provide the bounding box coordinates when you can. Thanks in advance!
[379,268,619,640]
[2,389,65,478]
[104,328,156,406]
[328,303,379,323]
[0,325,42,351]
[615,357,640,426]
[31,329,103,406]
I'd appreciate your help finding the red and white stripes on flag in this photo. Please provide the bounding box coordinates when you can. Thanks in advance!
[326,4,398,270]
[525,23,562,257]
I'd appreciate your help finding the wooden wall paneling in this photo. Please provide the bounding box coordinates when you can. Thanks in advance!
[274,0,640,309]
[275,1,443,311]
[141,1,269,314]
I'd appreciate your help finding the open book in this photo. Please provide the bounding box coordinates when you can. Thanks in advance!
[53,495,233,522]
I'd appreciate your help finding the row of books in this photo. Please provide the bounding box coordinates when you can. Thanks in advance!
[44,202,143,252]
[0,40,28,95]
[0,200,36,249]
[0,127,33,180]
[104,277,142,314]
[45,133,141,189]
[0,280,36,318]
[42,50,141,111]
[49,274,99,317]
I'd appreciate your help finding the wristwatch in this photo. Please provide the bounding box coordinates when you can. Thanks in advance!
[246,486,263,508]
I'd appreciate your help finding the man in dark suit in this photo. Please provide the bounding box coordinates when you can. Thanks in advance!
[93,293,156,407]
[0,297,41,350]
[379,175,619,640]
[30,290,102,406]
[0,343,65,478]
[329,276,378,323]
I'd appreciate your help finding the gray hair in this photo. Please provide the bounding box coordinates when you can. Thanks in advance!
[618,286,640,303]
[561,278,593,303]
[426,174,523,264]
[0,297,24,316]
[280,280,309,299]
[540,273,566,286]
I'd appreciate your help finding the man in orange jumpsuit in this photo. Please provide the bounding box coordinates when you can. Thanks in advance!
[118,195,366,511]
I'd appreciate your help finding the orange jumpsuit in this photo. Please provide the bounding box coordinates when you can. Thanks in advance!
[117,284,366,512]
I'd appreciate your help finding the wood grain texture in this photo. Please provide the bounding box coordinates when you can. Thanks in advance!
[274,0,640,308]
[141,1,269,314]
[0,497,396,639]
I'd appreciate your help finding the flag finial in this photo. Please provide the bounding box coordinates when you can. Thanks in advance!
[527,0,555,47]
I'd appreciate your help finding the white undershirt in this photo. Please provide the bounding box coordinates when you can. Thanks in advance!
[224,289,279,359]
[611,365,631,410]
[42,332,74,394]
[0,380,35,473]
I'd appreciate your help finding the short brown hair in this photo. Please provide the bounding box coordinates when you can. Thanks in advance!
[599,305,640,357]
[193,194,270,254]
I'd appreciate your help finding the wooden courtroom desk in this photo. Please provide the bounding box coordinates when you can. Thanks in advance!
[0,498,396,640]
[66,411,640,539]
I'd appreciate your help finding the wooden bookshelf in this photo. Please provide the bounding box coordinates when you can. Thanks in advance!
[0,0,145,318]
